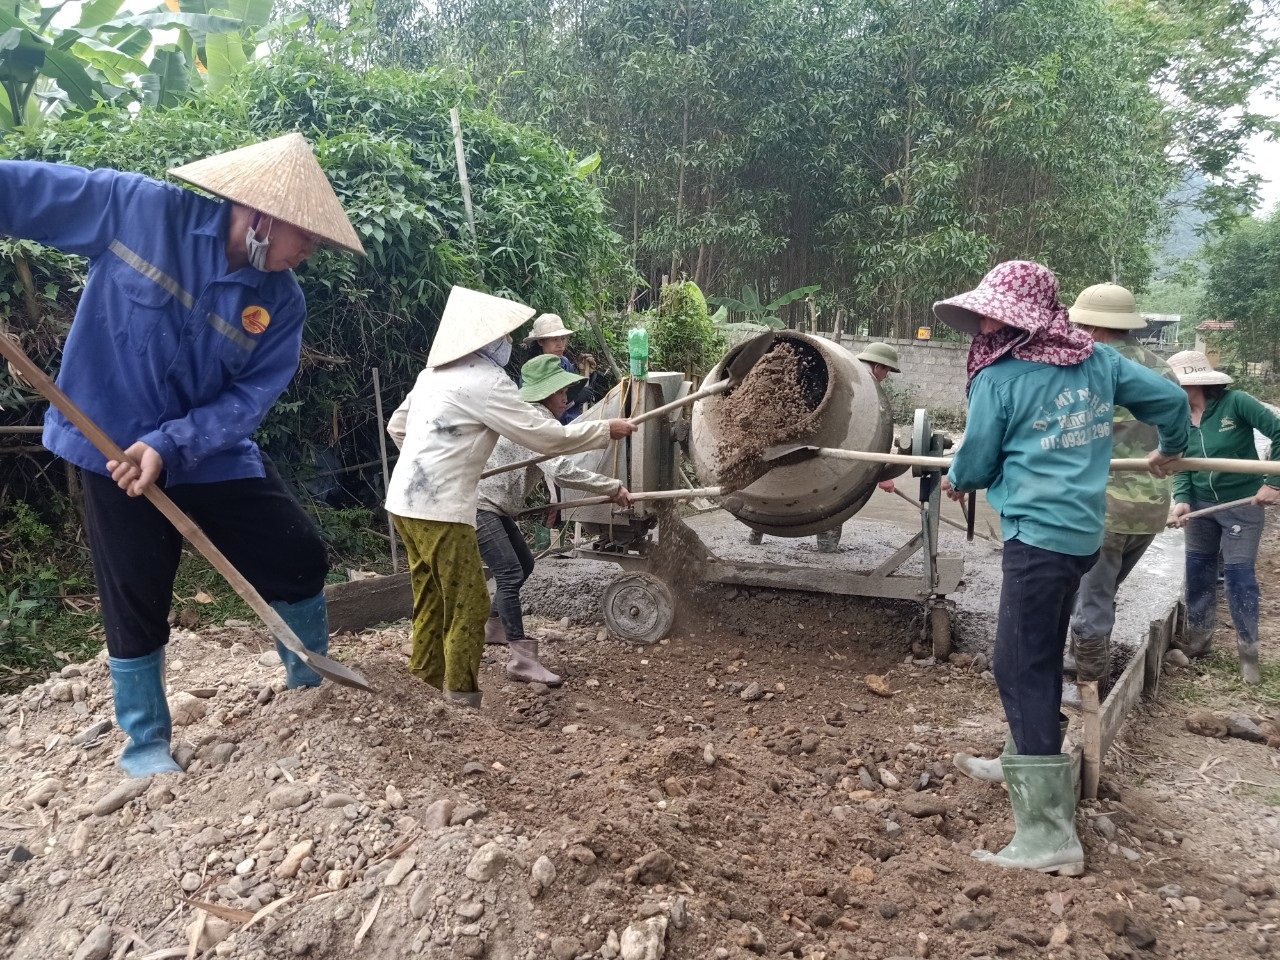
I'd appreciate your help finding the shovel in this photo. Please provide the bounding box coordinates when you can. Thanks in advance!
[513,485,722,517]
[1167,496,1272,527]
[0,333,374,693]
[481,332,777,480]
[627,331,776,425]
[889,487,994,541]
[764,444,1280,477]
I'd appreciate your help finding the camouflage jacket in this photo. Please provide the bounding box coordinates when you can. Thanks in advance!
[1106,337,1176,534]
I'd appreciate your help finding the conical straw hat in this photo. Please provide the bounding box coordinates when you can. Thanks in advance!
[427,286,536,368]
[169,133,365,256]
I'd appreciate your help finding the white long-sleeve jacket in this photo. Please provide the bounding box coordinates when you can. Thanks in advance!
[386,354,610,525]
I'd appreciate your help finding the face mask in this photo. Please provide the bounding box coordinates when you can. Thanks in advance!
[245,214,274,271]
[478,337,513,368]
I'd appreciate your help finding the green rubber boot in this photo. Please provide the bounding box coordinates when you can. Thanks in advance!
[953,719,1069,783]
[971,753,1084,876]
[953,734,1013,783]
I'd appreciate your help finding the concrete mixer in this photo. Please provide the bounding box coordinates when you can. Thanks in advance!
[689,331,897,537]
[545,331,964,654]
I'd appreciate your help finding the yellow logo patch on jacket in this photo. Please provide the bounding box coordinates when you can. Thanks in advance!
[242,306,271,335]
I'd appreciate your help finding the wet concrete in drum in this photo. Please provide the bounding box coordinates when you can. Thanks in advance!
[712,342,826,492]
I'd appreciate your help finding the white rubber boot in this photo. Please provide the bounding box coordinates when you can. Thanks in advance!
[484,616,508,646]
[505,639,562,687]
[444,689,482,708]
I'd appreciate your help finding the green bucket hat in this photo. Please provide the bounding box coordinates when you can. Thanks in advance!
[855,342,900,373]
[519,353,586,402]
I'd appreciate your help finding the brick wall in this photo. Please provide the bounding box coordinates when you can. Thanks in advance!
[817,332,969,418]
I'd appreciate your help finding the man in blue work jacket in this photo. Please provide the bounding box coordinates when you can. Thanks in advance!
[0,134,365,777]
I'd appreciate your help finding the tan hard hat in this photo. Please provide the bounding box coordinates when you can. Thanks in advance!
[169,133,364,256]
[1069,283,1144,330]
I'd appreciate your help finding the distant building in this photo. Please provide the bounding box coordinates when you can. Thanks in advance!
[1134,313,1180,350]
[1194,320,1235,367]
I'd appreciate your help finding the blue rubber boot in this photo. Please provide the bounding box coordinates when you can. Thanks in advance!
[1224,563,1261,684]
[1179,552,1219,657]
[270,592,329,688]
[109,649,182,777]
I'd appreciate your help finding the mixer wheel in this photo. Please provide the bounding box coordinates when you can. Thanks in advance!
[602,574,676,645]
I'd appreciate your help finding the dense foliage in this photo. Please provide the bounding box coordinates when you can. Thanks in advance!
[1200,209,1280,371]
[0,44,631,470]
[300,0,1277,336]
[646,281,723,377]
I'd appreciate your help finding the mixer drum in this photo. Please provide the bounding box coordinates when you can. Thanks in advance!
[689,331,894,538]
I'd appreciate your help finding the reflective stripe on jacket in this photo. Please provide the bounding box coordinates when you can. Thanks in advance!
[0,160,306,483]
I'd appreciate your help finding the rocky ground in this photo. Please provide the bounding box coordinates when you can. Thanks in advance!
[1,517,1277,960]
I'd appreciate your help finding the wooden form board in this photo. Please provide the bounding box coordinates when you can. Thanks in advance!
[1078,600,1182,799]
[323,572,413,634]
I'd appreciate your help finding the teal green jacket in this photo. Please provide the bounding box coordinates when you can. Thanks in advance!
[1171,390,1280,505]
[949,344,1188,556]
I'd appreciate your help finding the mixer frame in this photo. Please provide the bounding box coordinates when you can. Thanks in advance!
[554,378,964,656]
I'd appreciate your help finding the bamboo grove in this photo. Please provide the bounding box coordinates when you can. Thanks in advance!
[278,0,1278,335]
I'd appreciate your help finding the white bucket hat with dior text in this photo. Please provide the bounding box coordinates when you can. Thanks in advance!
[1167,350,1232,386]
[169,133,365,256]
[427,286,536,368]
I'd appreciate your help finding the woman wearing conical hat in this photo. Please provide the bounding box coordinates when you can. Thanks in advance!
[385,287,636,707]
[0,134,363,778]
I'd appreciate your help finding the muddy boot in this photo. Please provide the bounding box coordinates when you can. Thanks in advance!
[1176,552,1219,658]
[484,615,508,646]
[1239,643,1262,685]
[971,753,1084,876]
[815,528,842,553]
[1062,637,1078,678]
[954,719,1070,784]
[506,639,563,686]
[1224,563,1261,684]
[1072,634,1110,694]
[444,689,482,708]
[954,735,1012,782]
[269,592,329,688]
[746,530,764,545]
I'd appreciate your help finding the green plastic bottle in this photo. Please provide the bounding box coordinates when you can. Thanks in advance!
[627,327,649,381]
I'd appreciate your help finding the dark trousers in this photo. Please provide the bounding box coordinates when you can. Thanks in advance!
[995,538,1098,755]
[475,509,535,641]
[81,459,328,659]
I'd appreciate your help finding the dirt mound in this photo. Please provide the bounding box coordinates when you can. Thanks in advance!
[1,550,1278,959]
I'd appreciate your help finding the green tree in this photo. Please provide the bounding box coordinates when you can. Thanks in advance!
[1200,211,1280,368]
[0,0,260,128]
[0,43,633,486]
[648,280,724,376]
